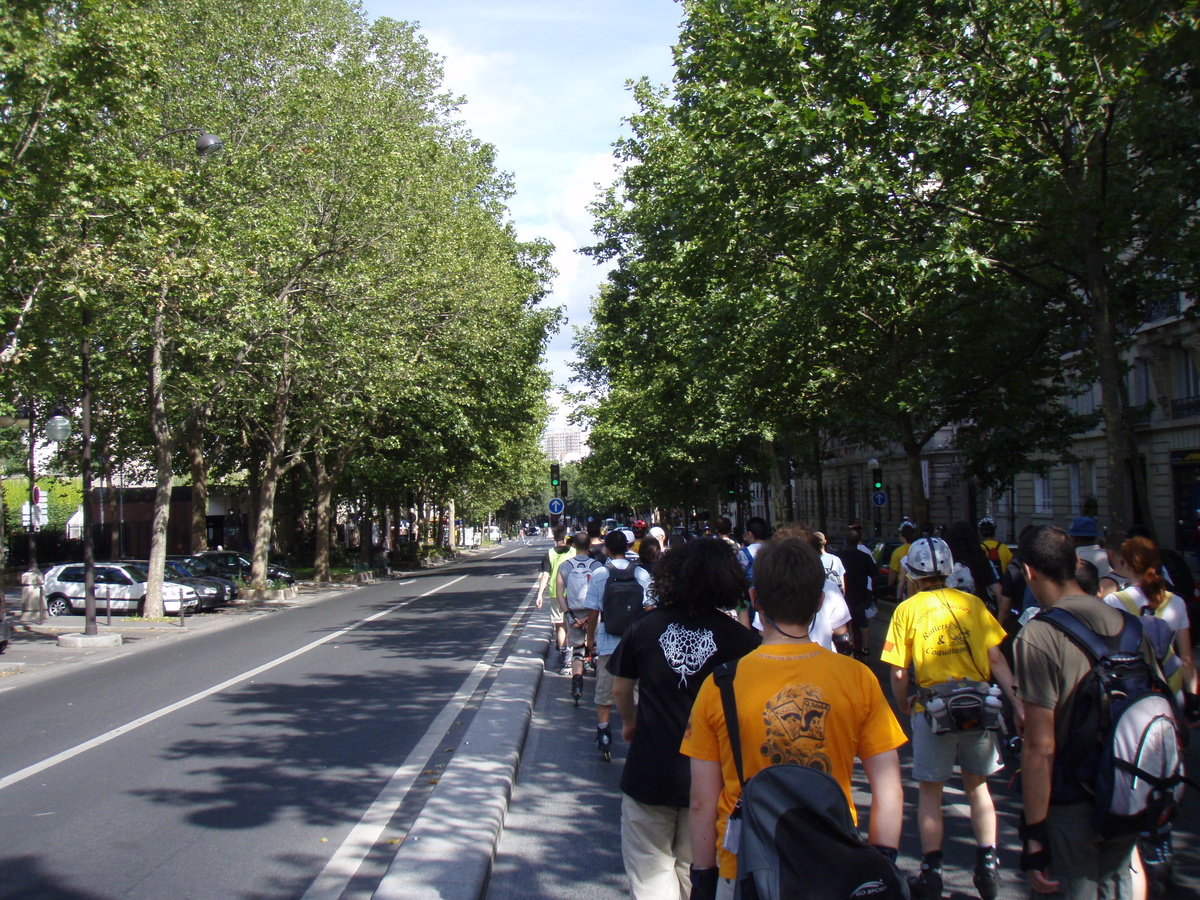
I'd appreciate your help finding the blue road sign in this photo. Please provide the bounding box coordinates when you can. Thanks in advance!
[872,491,888,508]
[548,497,565,515]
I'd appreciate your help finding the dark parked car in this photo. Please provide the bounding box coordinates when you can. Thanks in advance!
[191,551,295,585]
[123,559,230,610]
[166,556,239,603]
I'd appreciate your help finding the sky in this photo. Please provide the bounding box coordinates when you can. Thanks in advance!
[360,0,684,426]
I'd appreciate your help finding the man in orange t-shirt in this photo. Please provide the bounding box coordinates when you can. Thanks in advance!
[681,537,907,900]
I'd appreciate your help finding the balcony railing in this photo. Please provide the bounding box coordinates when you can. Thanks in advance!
[1172,396,1200,419]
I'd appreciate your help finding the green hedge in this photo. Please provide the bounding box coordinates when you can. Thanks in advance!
[2,476,83,532]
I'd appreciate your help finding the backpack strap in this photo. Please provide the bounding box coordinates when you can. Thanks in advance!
[712,660,746,788]
[1112,589,1141,618]
[1037,606,1143,662]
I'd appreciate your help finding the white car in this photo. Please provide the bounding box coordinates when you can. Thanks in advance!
[43,563,200,617]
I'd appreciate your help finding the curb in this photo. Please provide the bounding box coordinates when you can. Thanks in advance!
[372,623,549,900]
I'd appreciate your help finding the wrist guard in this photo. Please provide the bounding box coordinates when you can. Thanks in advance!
[833,630,855,655]
[1018,814,1051,871]
[872,845,899,863]
[688,866,719,900]
[1184,691,1200,723]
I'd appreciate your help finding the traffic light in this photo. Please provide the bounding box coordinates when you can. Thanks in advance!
[872,468,884,491]
[550,463,560,487]
[560,480,568,499]
[726,474,737,496]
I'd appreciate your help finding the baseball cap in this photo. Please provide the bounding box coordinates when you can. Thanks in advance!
[1068,516,1098,538]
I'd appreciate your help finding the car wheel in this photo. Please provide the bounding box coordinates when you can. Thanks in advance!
[47,595,74,617]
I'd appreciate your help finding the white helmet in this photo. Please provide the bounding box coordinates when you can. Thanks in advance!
[904,536,954,578]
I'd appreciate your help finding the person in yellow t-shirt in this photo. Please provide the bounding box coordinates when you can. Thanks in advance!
[978,516,1012,576]
[881,536,1023,900]
[682,537,907,900]
[889,521,918,600]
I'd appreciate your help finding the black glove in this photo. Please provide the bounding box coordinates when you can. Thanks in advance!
[1183,691,1200,724]
[689,865,719,900]
[1018,814,1052,872]
[872,845,899,863]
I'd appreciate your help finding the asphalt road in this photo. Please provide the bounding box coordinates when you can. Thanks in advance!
[0,543,545,900]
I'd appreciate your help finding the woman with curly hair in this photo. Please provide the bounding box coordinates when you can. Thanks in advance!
[608,538,760,900]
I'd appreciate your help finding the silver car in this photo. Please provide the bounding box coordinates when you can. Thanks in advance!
[43,563,200,617]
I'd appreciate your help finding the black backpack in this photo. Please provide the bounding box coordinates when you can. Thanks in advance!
[600,561,645,637]
[713,661,909,900]
[1039,607,1188,838]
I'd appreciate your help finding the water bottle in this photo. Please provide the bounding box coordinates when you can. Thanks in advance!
[984,685,1003,729]
[925,695,949,733]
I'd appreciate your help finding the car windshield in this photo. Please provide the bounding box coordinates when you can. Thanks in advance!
[122,565,149,584]
[187,558,217,574]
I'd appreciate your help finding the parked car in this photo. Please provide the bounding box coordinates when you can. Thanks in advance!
[166,556,239,602]
[122,559,230,610]
[191,551,295,585]
[43,563,199,617]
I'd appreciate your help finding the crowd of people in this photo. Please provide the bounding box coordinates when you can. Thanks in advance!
[529,514,1197,900]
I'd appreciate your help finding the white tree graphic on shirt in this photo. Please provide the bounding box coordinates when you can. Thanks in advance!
[658,622,718,686]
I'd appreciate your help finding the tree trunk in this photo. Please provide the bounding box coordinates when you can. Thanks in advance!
[103,467,119,559]
[1086,267,1146,531]
[187,432,210,553]
[899,413,931,528]
[145,301,174,618]
[764,439,786,527]
[249,362,291,589]
[313,452,335,582]
[360,491,374,563]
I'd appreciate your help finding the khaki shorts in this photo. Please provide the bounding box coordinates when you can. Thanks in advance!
[595,655,614,706]
[546,596,565,626]
[910,711,1003,782]
[564,611,588,650]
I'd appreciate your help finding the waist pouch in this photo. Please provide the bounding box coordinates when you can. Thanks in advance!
[921,679,1002,734]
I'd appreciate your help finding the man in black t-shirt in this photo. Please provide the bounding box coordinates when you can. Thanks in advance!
[609,539,759,900]
[840,522,875,660]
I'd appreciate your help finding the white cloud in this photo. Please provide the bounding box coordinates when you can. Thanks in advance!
[365,0,679,400]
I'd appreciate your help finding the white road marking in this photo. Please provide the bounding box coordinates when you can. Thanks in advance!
[299,587,535,900]
[491,548,525,558]
[397,580,414,585]
[0,575,469,793]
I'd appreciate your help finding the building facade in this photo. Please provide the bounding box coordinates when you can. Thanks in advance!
[761,298,1200,554]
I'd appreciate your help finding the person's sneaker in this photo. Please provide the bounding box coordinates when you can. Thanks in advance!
[907,865,942,900]
[571,674,584,707]
[973,850,1000,900]
[596,725,612,762]
[557,647,571,676]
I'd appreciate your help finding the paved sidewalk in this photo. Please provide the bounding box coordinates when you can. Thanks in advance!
[487,614,1200,900]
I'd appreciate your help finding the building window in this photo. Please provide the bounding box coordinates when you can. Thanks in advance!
[1177,350,1200,401]
[995,486,1012,516]
[1034,473,1053,514]
[1069,462,1081,515]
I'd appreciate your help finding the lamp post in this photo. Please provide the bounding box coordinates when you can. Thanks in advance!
[869,457,882,537]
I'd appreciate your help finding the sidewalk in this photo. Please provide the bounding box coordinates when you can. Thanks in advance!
[485,613,1200,900]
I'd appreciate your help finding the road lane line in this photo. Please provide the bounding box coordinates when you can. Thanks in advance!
[0,575,469,793]
[299,586,536,900]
